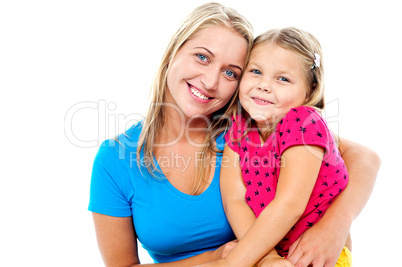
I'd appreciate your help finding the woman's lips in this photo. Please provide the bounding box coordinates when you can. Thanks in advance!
[188,83,213,101]
[251,97,273,105]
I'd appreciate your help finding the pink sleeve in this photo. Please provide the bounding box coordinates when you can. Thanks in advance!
[277,106,332,156]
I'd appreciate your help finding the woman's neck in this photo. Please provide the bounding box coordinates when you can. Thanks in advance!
[158,106,210,147]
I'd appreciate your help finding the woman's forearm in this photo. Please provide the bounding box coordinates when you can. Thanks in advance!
[286,139,380,266]
[324,138,380,225]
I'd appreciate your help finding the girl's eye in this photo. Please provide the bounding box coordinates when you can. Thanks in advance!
[251,69,261,75]
[278,77,289,82]
[197,54,208,61]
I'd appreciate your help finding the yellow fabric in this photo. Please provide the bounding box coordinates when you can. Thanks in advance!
[335,246,352,267]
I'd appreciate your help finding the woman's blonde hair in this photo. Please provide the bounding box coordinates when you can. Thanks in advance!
[254,27,325,111]
[136,2,254,194]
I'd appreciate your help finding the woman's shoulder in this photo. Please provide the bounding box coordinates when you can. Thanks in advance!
[97,121,143,162]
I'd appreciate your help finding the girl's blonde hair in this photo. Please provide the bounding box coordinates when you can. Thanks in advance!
[136,2,254,195]
[254,27,325,111]
[234,27,327,141]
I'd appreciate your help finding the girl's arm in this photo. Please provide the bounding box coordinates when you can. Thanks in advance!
[286,138,381,266]
[220,145,258,239]
[220,145,286,265]
[92,213,237,266]
[221,145,325,266]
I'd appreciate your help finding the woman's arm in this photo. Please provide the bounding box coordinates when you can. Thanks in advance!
[92,213,140,266]
[219,145,324,266]
[220,145,258,239]
[92,213,237,267]
[286,138,381,266]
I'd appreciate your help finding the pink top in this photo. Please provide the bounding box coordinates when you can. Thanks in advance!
[225,106,349,256]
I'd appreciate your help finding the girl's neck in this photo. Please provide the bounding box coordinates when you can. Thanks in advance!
[256,121,277,144]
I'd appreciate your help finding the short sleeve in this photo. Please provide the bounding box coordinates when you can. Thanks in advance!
[277,106,331,156]
[224,115,245,154]
[88,139,133,217]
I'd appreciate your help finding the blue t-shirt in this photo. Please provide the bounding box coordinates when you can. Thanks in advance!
[88,122,235,263]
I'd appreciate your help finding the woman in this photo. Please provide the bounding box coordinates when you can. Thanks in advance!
[88,3,380,266]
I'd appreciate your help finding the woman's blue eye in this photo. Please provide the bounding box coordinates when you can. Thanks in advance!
[252,69,261,75]
[225,70,234,77]
[197,54,207,61]
[279,77,289,82]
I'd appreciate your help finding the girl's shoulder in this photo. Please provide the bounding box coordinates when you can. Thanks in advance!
[278,106,327,132]
[280,106,323,123]
[276,106,333,154]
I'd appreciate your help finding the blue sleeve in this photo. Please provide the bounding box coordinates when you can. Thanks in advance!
[88,140,133,217]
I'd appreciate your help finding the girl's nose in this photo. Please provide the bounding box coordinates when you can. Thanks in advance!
[257,82,272,93]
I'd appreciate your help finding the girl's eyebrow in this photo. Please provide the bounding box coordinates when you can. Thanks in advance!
[195,46,243,73]
[247,62,261,69]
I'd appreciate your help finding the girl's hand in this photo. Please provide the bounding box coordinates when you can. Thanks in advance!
[257,253,294,267]
[211,240,238,260]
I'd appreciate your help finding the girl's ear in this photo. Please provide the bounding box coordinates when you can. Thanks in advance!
[308,82,317,98]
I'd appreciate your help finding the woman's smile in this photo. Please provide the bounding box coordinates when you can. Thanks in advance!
[166,25,247,119]
[188,83,213,102]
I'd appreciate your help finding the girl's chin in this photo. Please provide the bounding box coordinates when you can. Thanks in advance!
[249,113,271,123]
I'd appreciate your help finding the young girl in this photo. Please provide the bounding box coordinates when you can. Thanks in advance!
[198,27,351,266]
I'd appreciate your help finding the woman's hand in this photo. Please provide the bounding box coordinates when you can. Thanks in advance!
[286,219,348,266]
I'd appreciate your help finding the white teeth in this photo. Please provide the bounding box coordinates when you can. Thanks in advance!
[255,98,269,103]
[191,87,209,100]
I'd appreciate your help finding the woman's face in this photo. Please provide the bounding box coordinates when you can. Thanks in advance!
[166,26,248,120]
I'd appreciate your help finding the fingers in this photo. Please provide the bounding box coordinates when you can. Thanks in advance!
[286,239,304,265]
[293,256,326,267]
[292,255,312,267]
[287,236,301,261]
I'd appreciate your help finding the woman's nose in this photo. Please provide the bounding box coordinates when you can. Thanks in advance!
[201,68,220,90]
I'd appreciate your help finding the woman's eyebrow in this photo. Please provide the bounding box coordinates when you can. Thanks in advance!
[229,64,243,73]
[194,47,215,57]
[195,47,243,72]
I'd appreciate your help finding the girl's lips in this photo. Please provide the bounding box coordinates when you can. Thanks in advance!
[251,96,273,105]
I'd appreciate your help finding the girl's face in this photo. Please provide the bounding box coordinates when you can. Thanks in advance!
[239,43,308,126]
[166,26,248,120]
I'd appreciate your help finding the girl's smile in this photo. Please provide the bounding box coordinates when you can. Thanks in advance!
[239,43,308,125]
[251,96,274,105]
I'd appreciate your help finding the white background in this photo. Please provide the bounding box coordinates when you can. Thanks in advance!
[1,0,400,266]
